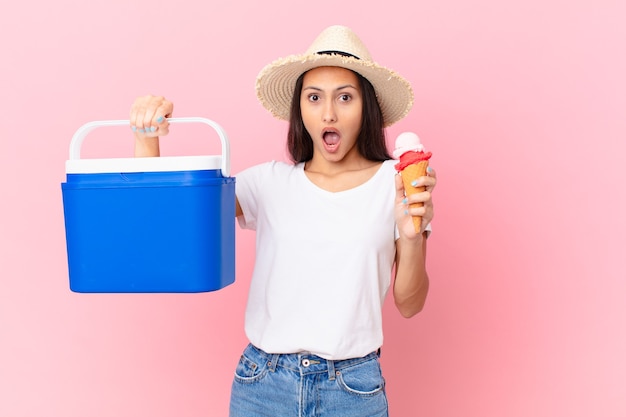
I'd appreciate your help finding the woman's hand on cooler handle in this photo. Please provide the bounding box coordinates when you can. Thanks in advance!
[129,95,174,138]
[130,95,174,157]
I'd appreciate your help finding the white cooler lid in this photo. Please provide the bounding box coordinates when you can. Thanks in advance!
[66,155,222,174]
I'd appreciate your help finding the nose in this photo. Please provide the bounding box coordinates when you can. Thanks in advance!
[322,101,337,123]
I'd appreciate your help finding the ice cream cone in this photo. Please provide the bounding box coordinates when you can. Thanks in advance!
[400,160,429,233]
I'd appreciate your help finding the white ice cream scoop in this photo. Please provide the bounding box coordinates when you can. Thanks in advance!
[393,132,424,159]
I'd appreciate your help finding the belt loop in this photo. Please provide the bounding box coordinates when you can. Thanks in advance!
[327,358,336,381]
[267,353,280,372]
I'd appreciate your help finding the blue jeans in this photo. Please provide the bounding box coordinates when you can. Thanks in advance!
[229,344,388,417]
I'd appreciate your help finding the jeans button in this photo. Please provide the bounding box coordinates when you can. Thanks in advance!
[302,359,310,367]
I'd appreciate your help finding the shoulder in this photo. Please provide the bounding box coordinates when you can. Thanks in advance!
[371,160,399,196]
[235,161,303,188]
[382,159,399,173]
[236,160,299,177]
[375,159,399,181]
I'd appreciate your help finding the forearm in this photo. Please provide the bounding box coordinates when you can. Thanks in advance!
[134,135,160,157]
[393,233,429,318]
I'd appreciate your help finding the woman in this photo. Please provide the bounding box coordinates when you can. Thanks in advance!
[130,25,436,417]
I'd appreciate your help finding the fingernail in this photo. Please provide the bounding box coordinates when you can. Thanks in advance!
[138,128,145,133]
[402,198,408,204]
[411,180,418,187]
[404,209,409,215]
[131,126,137,132]
[427,166,433,173]
[156,116,164,123]
[150,126,157,132]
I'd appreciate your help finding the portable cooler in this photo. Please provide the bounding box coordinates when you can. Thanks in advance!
[61,117,236,293]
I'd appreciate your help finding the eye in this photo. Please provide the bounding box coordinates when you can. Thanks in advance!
[339,94,351,102]
[308,94,320,102]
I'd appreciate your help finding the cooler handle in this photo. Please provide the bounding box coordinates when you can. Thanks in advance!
[69,117,231,177]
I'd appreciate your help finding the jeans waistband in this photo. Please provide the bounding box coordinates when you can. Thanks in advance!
[247,344,381,380]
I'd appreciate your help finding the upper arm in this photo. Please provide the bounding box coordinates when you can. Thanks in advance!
[236,197,243,218]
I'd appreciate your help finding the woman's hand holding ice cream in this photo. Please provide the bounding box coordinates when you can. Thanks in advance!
[393,132,436,237]
[395,168,436,237]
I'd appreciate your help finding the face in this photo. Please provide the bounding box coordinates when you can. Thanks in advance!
[300,66,363,166]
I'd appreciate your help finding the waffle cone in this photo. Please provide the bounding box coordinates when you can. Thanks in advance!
[400,160,429,233]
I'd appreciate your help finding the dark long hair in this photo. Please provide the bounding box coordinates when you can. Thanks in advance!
[286,69,390,163]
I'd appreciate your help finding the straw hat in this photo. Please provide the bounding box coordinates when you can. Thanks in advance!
[255,25,414,127]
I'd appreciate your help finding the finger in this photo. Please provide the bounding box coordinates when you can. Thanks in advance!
[408,169,437,192]
[144,97,173,136]
[421,197,434,228]
[141,95,161,133]
[130,95,153,133]
[153,100,174,135]
[426,166,437,192]
[155,99,174,121]
[408,176,435,191]
[406,190,431,205]
[134,107,148,133]
[129,99,144,130]
[394,173,406,202]
[407,203,426,218]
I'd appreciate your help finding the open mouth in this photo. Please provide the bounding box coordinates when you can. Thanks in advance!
[322,129,340,151]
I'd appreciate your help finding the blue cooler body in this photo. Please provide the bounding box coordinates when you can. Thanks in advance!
[61,118,236,293]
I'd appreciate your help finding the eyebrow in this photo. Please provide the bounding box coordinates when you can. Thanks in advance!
[302,84,359,92]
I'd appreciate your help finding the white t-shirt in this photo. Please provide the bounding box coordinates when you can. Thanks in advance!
[235,160,398,360]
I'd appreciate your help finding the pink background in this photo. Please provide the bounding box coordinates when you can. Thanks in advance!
[1,0,625,416]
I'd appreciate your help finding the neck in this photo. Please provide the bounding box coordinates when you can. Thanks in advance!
[305,149,375,175]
